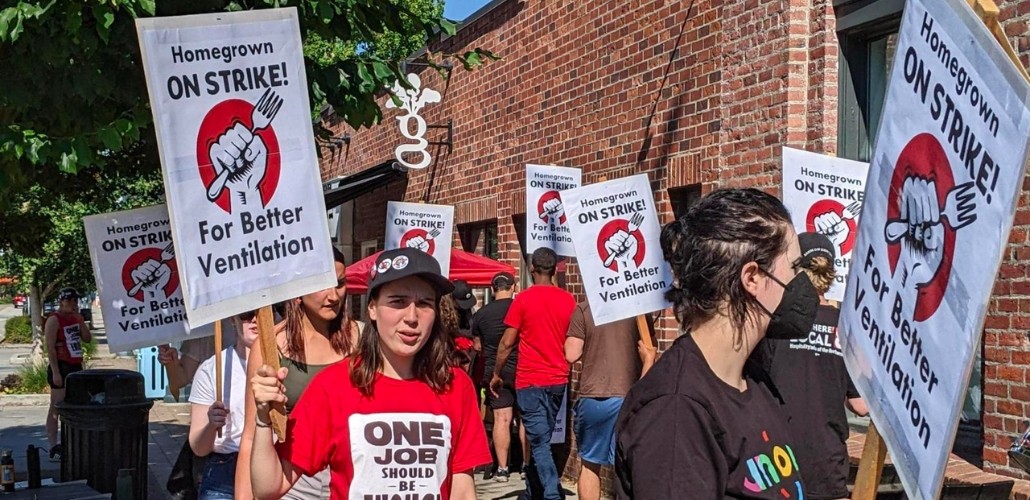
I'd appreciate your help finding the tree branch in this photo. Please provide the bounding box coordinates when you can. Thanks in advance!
[40,268,70,300]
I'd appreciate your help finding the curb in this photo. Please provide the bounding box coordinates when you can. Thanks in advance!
[0,394,50,406]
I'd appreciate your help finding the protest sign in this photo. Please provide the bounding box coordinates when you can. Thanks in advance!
[551,392,568,444]
[562,174,672,325]
[525,164,582,256]
[782,147,869,301]
[839,0,1030,498]
[83,205,214,353]
[385,202,454,276]
[136,8,336,327]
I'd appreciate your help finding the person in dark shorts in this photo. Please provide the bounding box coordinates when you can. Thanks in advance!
[45,287,92,461]
[751,232,868,500]
[472,272,527,482]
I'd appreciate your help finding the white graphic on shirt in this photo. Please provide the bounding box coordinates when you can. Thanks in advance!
[63,324,83,358]
[348,413,452,500]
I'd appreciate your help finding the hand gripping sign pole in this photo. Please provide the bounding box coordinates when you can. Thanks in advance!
[256,306,287,440]
[849,1,1030,499]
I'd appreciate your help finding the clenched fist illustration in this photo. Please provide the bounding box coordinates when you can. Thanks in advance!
[604,229,639,270]
[541,198,565,224]
[887,177,945,291]
[405,235,430,253]
[132,259,172,300]
[208,122,267,207]
[814,210,849,253]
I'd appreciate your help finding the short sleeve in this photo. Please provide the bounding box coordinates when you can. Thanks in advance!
[503,294,525,330]
[615,396,724,500]
[275,378,333,477]
[566,306,586,340]
[187,357,216,406]
[846,373,861,400]
[449,372,492,474]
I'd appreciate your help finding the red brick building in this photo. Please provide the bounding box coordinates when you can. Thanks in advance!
[318,0,1030,487]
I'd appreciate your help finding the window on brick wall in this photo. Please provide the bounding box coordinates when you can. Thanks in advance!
[669,184,703,220]
[836,0,984,465]
[459,220,500,303]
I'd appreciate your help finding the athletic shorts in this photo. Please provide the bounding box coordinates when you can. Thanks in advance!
[573,397,624,466]
[47,360,83,389]
[486,375,518,411]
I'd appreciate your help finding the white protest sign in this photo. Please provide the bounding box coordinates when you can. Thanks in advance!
[385,202,454,276]
[562,174,672,325]
[526,165,582,256]
[137,9,336,327]
[550,392,569,444]
[83,205,213,352]
[782,147,869,301]
[839,0,1030,498]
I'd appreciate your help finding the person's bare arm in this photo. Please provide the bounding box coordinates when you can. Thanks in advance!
[638,340,657,378]
[449,471,478,500]
[846,397,869,417]
[188,402,227,457]
[234,336,264,500]
[250,365,303,499]
[79,319,92,343]
[564,337,584,365]
[489,327,519,397]
[44,316,61,384]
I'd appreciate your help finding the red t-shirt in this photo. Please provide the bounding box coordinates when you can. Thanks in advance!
[48,312,85,364]
[276,363,491,500]
[503,285,576,389]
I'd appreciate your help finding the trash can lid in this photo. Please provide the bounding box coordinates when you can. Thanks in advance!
[62,369,147,405]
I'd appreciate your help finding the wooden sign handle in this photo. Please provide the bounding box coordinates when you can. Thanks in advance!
[635,315,653,349]
[256,305,287,442]
[214,319,223,439]
[850,422,888,500]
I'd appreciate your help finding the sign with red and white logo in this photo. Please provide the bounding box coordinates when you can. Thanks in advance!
[782,147,869,301]
[562,174,672,325]
[137,9,336,327]
[839,0,1030,498]
[526,164,581,256]
[83,205,214,352]
[385,202,454,276]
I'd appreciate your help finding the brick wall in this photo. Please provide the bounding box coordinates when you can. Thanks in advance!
[320,0,849,489]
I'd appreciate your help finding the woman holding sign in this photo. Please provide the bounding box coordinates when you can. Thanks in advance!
[614,189,818,499]
[236,248,360,500]
[249,248,491,500]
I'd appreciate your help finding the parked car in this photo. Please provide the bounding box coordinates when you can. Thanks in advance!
[12,295,25,308]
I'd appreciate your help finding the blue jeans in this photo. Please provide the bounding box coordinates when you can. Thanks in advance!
[517,384,566,500]
[197,452,237,500]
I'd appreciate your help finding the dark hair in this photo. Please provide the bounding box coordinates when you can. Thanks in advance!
[531,248,558,276]
[282,248,353,360]
[350,278,454,396]
[660,188,793,340]
[491,272,515,292]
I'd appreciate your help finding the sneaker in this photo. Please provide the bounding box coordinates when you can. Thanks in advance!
[48,444,61,463]
[495,467,510,483]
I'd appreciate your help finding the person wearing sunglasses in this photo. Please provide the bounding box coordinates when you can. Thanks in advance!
[614,189,817,499]
[186,311,260,499]
[249,248,491,500]
[236,247,360,500]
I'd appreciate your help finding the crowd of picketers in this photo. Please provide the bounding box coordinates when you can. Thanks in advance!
[42,187,868,500]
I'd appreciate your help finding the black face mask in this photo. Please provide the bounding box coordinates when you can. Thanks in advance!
[759,269,820,340]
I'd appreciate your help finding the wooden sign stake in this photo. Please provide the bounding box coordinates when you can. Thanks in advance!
[635,315,653,349]
[256,305,287,441]
[850,423,888,500]
[214,319,223,439]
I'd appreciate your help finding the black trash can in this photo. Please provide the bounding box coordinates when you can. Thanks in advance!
[56,369,153,499]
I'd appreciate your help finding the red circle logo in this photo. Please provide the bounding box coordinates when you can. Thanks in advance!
[537,191,566,224]
[806,199,858,256]
[596,219,645,272]
[196,98,282,214]
[121,248,179,302]
[400,228,436,256]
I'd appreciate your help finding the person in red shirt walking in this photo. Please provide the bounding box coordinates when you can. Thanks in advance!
[490,248,576,500]
[249,248,491,500]
[45,287,92,461]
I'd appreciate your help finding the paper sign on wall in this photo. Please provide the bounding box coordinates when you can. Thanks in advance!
[839,0,1030,498]
[385,202,455,276]
[525,164,582,256]
[562,174,673,325]
[136,8,336,327]
[782,147,870,301]
[83,205,213,352]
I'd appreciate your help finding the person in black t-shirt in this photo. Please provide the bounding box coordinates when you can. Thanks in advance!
[472,272,527,482]
[751,232,868,500]
[615,189,820,500]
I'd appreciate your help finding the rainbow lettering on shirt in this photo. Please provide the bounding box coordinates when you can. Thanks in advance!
[742,430,804,499]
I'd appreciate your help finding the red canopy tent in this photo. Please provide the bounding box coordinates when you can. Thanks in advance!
[345,249,517,295]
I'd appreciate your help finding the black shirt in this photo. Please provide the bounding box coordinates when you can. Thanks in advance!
[472,298,516,384]
[615,334,805,500]
[750,304,859,500]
